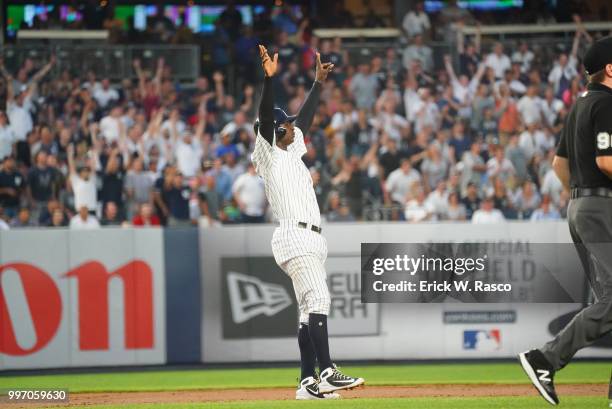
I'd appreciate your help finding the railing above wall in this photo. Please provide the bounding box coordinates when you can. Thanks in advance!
[17,30,110,41]
[313,28,401,39]
[0,44,200,82]
[460,22,612,36]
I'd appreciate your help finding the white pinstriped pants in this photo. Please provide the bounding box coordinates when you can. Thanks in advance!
[272,224,330,324]
[281,254,331,324]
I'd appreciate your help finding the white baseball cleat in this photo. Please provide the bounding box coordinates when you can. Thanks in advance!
[296,376,341,400]
[318,364,365,394]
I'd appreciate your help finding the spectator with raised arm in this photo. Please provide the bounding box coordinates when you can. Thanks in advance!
[548,29,580,98]
[67,142,98,215]
[133,57,164,119]
[456,21,481,77]
[1,56,55,164]
[444,55,485,107]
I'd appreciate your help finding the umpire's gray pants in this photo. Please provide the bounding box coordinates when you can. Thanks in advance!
[541,196,612,370]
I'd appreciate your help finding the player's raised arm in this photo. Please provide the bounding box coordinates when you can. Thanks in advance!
[295,52,333,134]
[257,45,278,145]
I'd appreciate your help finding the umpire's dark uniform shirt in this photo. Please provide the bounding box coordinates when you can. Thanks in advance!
[556,82,612,188]
[541,81,612,371]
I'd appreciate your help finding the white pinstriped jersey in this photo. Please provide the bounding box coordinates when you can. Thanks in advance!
[251,127,327,265]
[251,126,321,226]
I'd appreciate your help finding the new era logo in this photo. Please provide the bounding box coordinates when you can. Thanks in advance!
[227,272,292,324]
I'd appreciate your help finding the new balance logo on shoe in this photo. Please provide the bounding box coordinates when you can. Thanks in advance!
[227,272,292,324]
[537,369,552,383]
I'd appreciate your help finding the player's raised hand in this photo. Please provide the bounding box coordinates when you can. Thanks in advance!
[258,45,278,78]
[315,52,334,83]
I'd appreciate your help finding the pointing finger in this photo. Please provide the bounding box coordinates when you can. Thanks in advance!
[316,52,321,66]
[273,53,278,65]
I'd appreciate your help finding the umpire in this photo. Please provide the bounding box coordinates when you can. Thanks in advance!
[519,36,612,406]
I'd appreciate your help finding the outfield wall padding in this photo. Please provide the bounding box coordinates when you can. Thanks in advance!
[1,222,611,370]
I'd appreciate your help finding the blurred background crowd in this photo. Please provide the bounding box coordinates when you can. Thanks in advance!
[0,0,610,229]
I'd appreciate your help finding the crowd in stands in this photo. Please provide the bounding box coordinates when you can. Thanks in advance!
[0,2,608,229]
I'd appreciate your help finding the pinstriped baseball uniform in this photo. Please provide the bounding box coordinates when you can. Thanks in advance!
[252,126,330,323]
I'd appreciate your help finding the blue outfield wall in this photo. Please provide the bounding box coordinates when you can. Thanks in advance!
[164,228,202,364]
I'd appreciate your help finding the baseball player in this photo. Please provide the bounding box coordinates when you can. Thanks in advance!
[252,45,365,400]
[519,36,612,405]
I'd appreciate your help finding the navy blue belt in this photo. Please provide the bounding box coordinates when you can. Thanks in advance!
[570,187,612,199]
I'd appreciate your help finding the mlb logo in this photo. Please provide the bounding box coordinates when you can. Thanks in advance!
[463,329,501,351]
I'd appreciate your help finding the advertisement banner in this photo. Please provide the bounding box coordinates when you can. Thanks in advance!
[218,256,379,340]
[0,229,166,370]
[201,222,612,362]
[221,257,297,339]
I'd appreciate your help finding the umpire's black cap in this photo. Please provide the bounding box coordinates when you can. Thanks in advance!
[583,36,612,75]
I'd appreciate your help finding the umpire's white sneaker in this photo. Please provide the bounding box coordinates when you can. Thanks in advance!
[318,364,365,394]
[295,376,341,400]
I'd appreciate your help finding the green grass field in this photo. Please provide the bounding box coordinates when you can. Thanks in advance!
[1,362,609,392]
[1,362,609,409]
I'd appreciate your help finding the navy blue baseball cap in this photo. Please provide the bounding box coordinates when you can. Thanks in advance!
[273,107,296,125]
